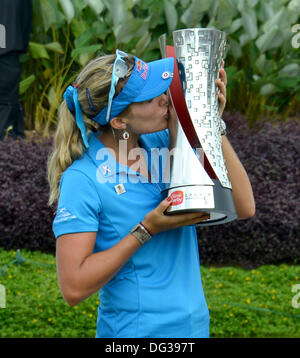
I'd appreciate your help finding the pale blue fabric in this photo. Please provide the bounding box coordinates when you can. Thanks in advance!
[53,130,210,338]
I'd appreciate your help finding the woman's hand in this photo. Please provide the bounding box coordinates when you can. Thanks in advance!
[142,196,210,235]
[216,61,227,117]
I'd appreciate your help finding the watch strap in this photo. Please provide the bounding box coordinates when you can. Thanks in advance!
[220,118,227,136]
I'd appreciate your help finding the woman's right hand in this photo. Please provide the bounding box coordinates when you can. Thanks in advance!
[142,196,210,235]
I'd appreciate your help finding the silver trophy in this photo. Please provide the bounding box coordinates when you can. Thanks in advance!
[159,28,237,226]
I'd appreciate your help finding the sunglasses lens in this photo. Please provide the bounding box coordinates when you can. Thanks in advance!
[115,60,128,78]
[106,50,130,121]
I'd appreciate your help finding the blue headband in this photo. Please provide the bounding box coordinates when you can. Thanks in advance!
[63,85,89,149]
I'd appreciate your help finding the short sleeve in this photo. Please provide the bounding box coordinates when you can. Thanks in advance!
[52,169,101,239]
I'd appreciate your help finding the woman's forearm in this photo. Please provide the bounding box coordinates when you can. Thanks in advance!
[222,135,255,219]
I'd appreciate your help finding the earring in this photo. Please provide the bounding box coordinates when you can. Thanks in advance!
[122,131,129,140]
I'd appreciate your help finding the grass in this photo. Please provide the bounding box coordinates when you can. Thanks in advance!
[0,247,299,338]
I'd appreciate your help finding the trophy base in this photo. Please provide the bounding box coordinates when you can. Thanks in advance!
[164,180,237,226]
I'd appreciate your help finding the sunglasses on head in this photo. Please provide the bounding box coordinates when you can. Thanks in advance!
[106,49,130,122]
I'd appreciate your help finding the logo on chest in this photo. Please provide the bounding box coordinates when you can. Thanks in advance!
[114,184,126,195]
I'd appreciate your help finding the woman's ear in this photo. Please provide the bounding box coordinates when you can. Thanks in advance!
[110,116,127,130]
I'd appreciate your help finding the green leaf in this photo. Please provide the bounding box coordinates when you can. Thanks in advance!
[85,0,106,14]
[71,18,89,38]
[181,0,211,26]
[237,0,245,12]
[240,33,251,47]
[72,0,88,12]
[115,16,148,44]
[259,0,275,22]
[260,83,278,96]
[216,0,234,28]
[241,6,258,39]
[147,9,165,30]
[79,53,94,67]
[225,65,244,83]
[59,0,75,23]
[276,77,300,89]
[255,26,283,52]
[278,63,300,78]
[20,75,36,95]
[93,21,111,41]
[108,0,127,28]
[48,86,60,108]
[228,18,242,34]
[263,59,277,75]
[29,42,50,59]
[246,0,258,7]
[44,42,64,54]
[262,8,285,34]
[255,54,266,72]
[163,0,178,31]
[179,0,190,7]
[228,38,242,59]
[39,0,58,31]
[71,44,102,59]
[288,0,300,12]
[74,30,95,49]
[135,31,152,56]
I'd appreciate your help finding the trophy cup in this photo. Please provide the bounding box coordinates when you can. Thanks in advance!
[159,28,237,226]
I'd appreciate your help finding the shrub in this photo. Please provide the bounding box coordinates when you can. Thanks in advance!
[197,112,300,269]
[0,113,299,269]
[0,135,55,253]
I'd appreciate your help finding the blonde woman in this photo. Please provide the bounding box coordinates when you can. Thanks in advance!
[47,50,255,338]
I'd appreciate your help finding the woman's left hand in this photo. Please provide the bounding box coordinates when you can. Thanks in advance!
[216,61,227,117]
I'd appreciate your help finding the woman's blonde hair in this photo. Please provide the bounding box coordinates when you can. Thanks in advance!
[47,54,134,207]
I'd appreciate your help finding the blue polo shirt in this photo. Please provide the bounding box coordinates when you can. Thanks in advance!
[53,130,209,338]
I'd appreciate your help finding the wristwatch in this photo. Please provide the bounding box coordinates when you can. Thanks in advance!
[220,118,227,136]
[130,223,152,246]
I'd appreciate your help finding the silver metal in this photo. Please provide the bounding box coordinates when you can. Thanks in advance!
[159,28,237,226]
[220,118,227,136]
[130,223,152,245]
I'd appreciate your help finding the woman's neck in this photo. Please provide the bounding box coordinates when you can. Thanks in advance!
[97,131,141,161]
[97,131,149,178]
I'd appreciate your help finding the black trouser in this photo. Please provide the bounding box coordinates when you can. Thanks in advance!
[0,52,25,140]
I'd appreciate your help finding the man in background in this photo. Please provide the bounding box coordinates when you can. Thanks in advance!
[0,0,33,140]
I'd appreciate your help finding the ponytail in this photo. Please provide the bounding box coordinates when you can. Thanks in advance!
[47,101,89,207]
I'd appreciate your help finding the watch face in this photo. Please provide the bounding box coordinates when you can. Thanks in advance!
[131,224,151,244]
[220,119,226,135]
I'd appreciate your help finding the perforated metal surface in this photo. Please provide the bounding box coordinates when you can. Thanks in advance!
[173,29,231,189]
